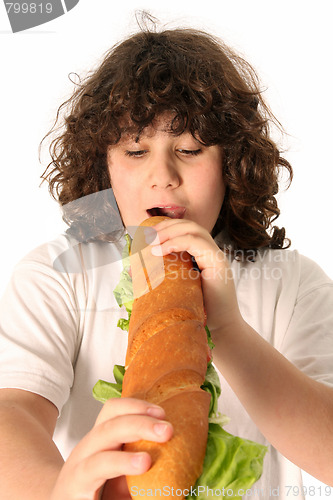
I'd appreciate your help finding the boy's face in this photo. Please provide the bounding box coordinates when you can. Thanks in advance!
[107,115,225,233]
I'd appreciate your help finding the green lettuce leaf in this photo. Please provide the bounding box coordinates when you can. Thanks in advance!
[201,362,230,427]
[201,362,221,418]
[205,325,215,350]
[188,424,267,499]
[93,379,122,402]
[93,365,125,403]
[195,361,267,498]
[117,316,131,332]
[113,234,133,331]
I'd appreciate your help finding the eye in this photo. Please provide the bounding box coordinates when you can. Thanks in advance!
[177,149,202,156]
[125,150,147,158]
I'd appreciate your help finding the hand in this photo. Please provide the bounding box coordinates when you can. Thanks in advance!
[50,398,173,500]
[150,218,241,334]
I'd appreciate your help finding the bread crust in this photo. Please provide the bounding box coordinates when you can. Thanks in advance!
[125,390,210,495]
[102,216,210,499]
[123,320,208,400]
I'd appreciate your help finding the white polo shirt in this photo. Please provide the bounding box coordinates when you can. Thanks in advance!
[0,234,332,499]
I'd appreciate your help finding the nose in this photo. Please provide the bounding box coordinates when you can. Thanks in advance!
[148,152,180,190]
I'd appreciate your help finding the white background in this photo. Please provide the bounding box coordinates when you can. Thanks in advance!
[0,0,332,496]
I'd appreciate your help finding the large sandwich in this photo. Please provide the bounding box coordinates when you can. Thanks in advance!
[93,216,267,499]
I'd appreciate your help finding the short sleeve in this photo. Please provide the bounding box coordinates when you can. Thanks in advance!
[0,241,82,413]
[280,255,333,387]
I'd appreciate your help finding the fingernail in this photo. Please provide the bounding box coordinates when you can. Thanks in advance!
[151,245,163,256]
[131,452,147,469]
[144,227,158,245]
[146,405,165,418]
[153,422,169,436]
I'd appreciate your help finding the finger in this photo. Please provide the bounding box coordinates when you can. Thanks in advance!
[153,219,205,244]
[151,234,217,267]
[65,450,151,499]
[153,217,189,231]
[95,397,166,426]
[90,450,152,479]
[85,450,152,489]
[76,413,173,460]
[96,413,173,449]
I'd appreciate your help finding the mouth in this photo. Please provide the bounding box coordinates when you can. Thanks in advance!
[146,206,186,219]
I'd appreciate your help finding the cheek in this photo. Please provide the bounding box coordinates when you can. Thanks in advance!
[109,158,127,191]
[199,164,225,199]
[108,164,127,208]
[108,165,141,222]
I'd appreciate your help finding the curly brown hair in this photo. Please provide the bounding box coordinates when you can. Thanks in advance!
[42,24,293,258]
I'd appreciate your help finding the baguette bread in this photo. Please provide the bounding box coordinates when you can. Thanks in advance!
[103,216,211,498]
